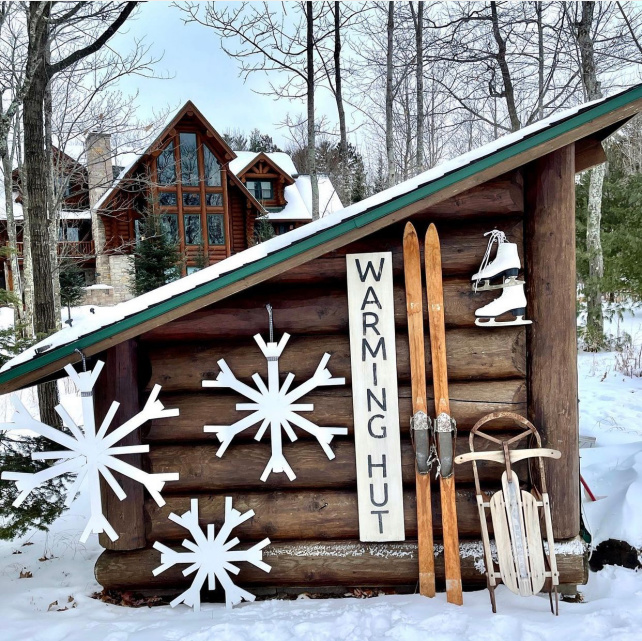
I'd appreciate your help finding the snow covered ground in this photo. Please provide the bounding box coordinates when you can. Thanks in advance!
[1,307,642,640]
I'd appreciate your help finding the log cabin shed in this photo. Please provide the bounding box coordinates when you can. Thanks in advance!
[2,85,642,601]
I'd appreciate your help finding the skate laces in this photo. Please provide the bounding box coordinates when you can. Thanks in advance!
[473,230,507,292]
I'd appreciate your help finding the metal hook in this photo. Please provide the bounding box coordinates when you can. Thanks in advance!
[74,348,87,372]
[266,303,274,343]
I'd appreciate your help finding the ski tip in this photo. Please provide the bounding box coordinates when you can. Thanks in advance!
[425,223,439,247]
[404,221,417,238]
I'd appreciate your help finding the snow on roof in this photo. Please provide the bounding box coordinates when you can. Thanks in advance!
[0,191,91,221]
[228,151,298,177]
[267,176,343,221]
[1,87,638,376]
[93,158,138,211]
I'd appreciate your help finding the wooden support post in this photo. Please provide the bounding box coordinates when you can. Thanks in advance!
[525,143,579,540]
[95,338,146,550]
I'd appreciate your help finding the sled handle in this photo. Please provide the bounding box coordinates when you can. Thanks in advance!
[467,411,551,496]
[455,448,561,466]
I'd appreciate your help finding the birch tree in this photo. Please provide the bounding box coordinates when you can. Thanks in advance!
[22,1,138,427]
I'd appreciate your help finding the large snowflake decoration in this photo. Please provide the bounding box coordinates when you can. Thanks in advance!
[153,497,271,610]
[0,361,179,543]
[202,332,347,481]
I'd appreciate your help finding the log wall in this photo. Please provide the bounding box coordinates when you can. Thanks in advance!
[94,169,586,595]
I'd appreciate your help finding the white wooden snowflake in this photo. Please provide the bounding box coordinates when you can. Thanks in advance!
[0,361,179,543]
[153,497,271,610]
[202,332,347,481]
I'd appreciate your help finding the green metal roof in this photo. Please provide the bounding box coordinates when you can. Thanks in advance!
[2,83,642,392]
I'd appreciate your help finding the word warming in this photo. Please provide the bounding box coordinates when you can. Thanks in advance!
[346,252,405,542]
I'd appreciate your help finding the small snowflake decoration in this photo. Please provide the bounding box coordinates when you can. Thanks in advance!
[203,332,347,481]
[0,361,179,543]
[153,497,271,610]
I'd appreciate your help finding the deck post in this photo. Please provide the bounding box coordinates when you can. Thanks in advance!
[525,143,580,539]
[95,338,146,550]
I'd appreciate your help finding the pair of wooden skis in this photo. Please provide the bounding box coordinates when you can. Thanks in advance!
[403,222,463,605]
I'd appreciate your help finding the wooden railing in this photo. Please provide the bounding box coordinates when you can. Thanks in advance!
[7,241,95,258]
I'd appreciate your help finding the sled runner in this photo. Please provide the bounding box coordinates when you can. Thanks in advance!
[454,411,561,614]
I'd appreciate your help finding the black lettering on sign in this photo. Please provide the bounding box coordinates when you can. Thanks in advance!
[362,311,381,336]
[368,454,387,478]
[370,482,389,507]
[371,510,389,534]
[367,388,386,412]
[361,286,382,310]
[356,257,385,283]
[362,337,386,361]
[367,414,387,439]
[372,363,378,386]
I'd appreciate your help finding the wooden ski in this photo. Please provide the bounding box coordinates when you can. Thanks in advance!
[403,222,436,598]
[424,223,463,605]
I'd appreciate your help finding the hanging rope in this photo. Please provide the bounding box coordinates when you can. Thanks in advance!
[473,229,507,292]
[74,348,87,372]
[266,303,274,343]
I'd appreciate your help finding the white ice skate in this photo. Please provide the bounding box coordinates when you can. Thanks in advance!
[472,230,522,292]
[475,282,532,327]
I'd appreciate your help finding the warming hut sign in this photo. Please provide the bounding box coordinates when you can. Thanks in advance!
[346,252,405,542]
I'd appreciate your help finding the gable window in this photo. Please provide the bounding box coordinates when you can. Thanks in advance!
[158,192,177,207]
[207,214,225,245]
[157,141,176,185]
[183,192,201,207]
[184,214,202,245]
[204,147,221,187]
[161,214,179,243]
[179,132,199,186]
[205,193,222,207]
[246,180,273,201]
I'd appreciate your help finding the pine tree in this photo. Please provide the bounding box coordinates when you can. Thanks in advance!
[59,260,86,324]
[129,216,182,296]
[0,309,68,540]
[248,129,281,153]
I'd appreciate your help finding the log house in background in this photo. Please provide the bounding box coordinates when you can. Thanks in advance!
[2,85,642,599]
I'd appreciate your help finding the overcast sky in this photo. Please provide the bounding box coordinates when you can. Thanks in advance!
[110,2,341,153]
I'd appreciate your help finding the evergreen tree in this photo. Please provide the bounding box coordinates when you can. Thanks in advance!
[253,216,275,244]
[577,139,642,349]
[59,260,86,324]
[0,307,68,540]
[248,128,281,153]
[129,215,182,296]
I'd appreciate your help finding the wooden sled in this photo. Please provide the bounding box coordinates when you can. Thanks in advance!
[454,412,561,615]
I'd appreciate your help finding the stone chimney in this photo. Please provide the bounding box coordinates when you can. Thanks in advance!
[85,132,112,284]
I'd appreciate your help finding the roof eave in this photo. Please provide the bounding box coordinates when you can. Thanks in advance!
[2,86,642,394]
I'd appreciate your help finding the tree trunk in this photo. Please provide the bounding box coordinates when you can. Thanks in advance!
[386,2,395,188]
[2,152,23,318]
[306,1,319,220]
[44,40,61,331]
[334,2,348,205]
[490,1,520,132]
[23,3,60,426]
[536,2,544,120]
[413,1,424,174]
[585,162,605,345]
[576,1,605,347]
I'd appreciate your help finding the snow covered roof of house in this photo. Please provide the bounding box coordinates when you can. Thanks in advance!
[0,190,91,221]
[2,83,642,392]
[229,151,298,178]
[228,151,343,220]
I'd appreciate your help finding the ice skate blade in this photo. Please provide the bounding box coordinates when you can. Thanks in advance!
[471,277,524,292]
[475,316,532,327]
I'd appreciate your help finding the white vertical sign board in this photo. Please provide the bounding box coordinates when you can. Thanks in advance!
[346,252,405,542]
